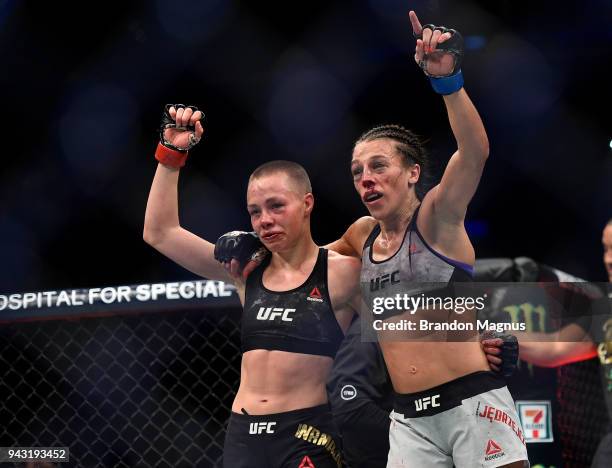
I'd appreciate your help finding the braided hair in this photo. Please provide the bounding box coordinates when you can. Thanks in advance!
[354,124,430,199]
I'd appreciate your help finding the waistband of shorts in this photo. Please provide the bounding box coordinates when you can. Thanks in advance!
[393,371,506,418]
[230,403,331,422]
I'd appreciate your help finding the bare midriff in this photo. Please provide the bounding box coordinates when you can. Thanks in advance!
[232,349,333,415]
[380,340,489,394]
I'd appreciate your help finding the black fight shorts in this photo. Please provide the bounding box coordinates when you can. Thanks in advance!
[223,404,342,468]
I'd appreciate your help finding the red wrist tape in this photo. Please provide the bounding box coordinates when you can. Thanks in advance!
[155,142,188,168]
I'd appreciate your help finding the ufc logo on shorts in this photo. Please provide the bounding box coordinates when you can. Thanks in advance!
[249,422,276,434]
[256,307,296,322]
[415,394,440,412]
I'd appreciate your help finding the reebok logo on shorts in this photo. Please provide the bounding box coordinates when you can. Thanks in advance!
[484,439,505,462]
[298,455,316,468]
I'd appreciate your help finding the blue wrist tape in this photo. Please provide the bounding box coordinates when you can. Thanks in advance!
[429,70,464,95]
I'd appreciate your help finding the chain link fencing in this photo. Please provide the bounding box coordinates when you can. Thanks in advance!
[558,359,609,467]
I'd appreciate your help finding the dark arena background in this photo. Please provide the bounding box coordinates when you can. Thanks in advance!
[1,0,611,467]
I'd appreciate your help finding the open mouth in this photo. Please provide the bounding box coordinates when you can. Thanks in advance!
[363,191,383,203]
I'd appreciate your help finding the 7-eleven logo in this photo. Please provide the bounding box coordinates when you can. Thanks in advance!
[307,287,323,302]
[525,409,543,438]
[298,455,316,468]
[484,439,505,461]
[516,400,553,442]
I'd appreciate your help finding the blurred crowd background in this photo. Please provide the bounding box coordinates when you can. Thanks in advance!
[1,0,610,293]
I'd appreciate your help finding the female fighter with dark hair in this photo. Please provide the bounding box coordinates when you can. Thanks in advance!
[220,10,528,467]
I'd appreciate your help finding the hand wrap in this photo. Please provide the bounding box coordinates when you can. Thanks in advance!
[415,24,465,94]
[155,104,205,168]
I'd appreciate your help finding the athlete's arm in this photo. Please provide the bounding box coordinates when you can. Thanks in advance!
[143,105,232,283]
[327,252,363,327]
[515,323,597,367]
[431,90,489,222]
[409,12,489,224]
[219,217,374,281]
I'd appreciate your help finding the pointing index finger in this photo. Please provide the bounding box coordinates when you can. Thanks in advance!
[409,10,423,36]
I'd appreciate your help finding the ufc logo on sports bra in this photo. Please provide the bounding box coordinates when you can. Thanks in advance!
[415,394,440,412]
[249,421,276,434]
[370,271,400,291]
[256,307,296,322]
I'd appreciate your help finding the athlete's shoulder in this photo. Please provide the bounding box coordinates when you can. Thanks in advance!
[350,216,378,231]
[327,217,378,258]
[345,216,378,246]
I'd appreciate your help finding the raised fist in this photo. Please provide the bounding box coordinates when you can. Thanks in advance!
[159,104,205,151]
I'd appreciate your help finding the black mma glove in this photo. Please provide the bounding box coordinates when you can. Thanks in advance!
[481,330,520,378]
[159,104,205,151]
[411,18,465,95]
[214,231,270,267]
[415,24,464,77]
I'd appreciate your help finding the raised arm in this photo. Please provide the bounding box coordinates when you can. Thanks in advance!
[143,105,231,283]
[434,90,489,221]
[409,11,489,223]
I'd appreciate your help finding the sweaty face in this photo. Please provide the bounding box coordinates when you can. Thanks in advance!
[603,225,612,282]
[351,138,418,220]
[246,173,310,252]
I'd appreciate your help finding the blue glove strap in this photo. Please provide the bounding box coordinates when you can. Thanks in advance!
[429,70,464,95]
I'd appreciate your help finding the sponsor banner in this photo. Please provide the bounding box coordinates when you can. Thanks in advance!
[0,280,239,321]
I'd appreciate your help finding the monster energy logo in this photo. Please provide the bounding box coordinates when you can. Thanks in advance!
[503,303,546,333]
